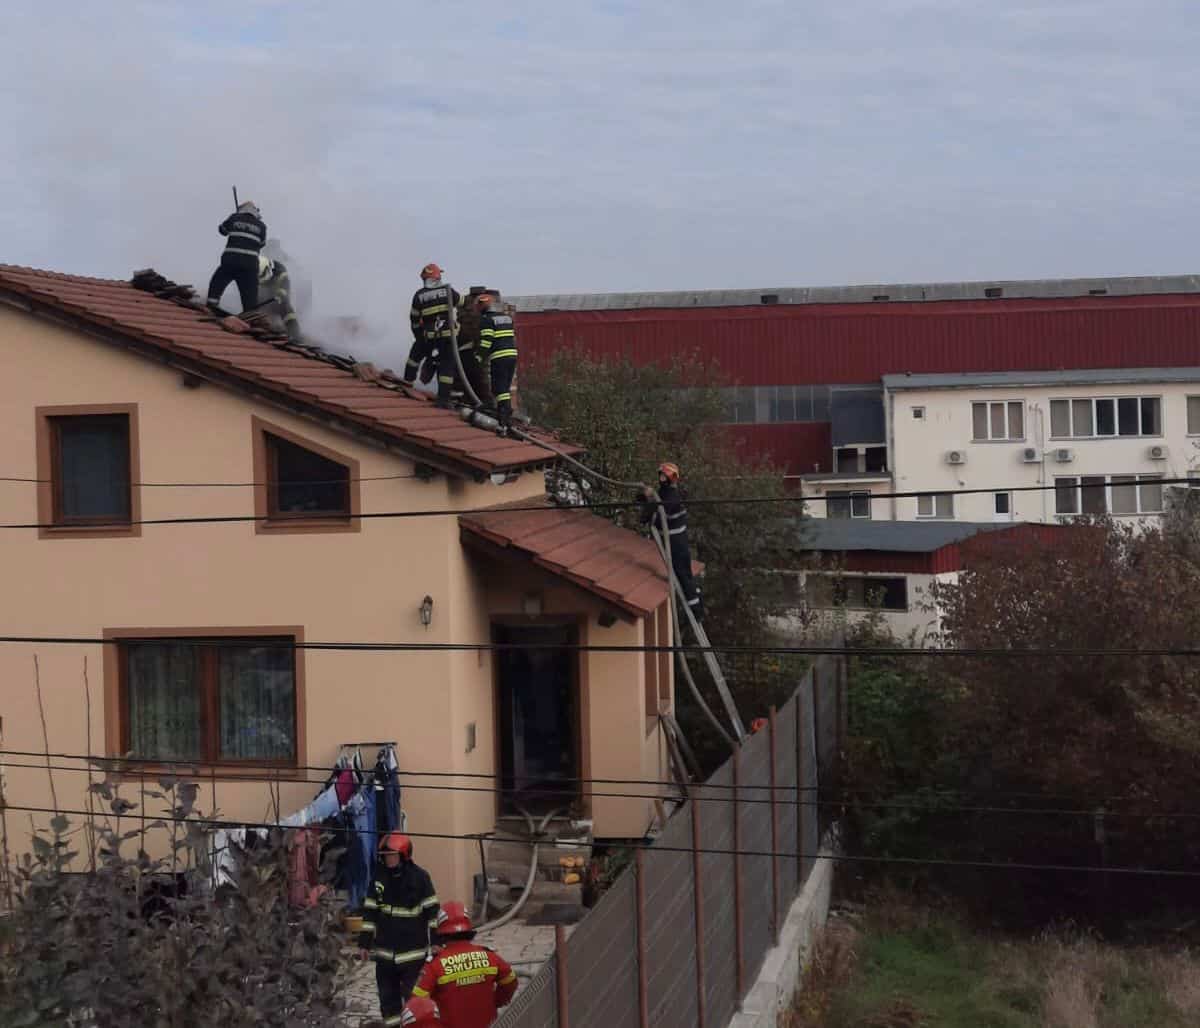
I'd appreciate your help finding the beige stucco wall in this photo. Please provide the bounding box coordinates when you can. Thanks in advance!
[0,305,666,905]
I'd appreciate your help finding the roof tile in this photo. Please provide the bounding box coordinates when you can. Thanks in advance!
[0,264,581,476]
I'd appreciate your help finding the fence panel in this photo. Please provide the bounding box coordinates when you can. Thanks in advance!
[494,957,558,1028]
[775,693,800,912]
[643,805,699,1028]
[814,655,840,837]
[737,729,774,986]
[566,869,639,1028]
[698,762,738,1027]
[798,679,820,883]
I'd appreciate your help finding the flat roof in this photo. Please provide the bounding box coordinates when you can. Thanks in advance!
[882,367,1200,391]
[510,274,1200,313]
[796,519,1006,553]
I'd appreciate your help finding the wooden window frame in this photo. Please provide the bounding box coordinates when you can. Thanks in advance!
[102,626,307,778]
[35,403,141,539]
[251,416,361,534]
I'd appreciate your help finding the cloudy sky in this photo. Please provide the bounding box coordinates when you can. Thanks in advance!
[2,0,1197,332]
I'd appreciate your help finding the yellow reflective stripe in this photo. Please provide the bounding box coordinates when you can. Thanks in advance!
[383,1017,404,1027]
[491,349,518,360]
[421,303,449,315]
[480,327,495,337]
[437,966,499,986]
[499,972,517,985]
[411,986,430,999]
[378,901,431,918]
[438,376,454,384]
[394,948,428,964]
[491,329,515,338]
[364,898,379,910]
[495,393,512,402]
[421,895,439,909]
[361,923,377,934]
[372,948,395,961]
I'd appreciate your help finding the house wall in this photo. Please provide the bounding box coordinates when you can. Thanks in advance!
[0,306,554,905]
[888,380,1200,523]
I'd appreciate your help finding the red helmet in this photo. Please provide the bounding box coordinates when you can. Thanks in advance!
[658,462,680,483]
[475,290,496,308]
[421,263,443,280]
[436,900,475,937]
[401,997,443,1026]
[380,832,413,860]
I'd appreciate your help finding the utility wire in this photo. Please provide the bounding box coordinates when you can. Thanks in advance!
[7,802,1199,879]
[1,475,1196,530]
[6,757,1200,821]
[0,634,1197,657]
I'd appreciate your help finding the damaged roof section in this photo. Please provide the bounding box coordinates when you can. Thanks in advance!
[0,265,581,478]
[460,498,699,619]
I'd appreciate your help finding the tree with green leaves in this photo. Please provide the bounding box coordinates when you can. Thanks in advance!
[521,349,806,768]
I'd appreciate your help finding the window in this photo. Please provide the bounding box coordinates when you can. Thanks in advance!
[37,405,140,538]
[827,491,871,519]
[864,447,888,472]
[916,493,954,519]
[266,434,350,517]
[805,575,908,611]
[119,637,297,764]
[835,448,860,473]
[718,385,833,424]
[994,492,1011,517]
[1049,396,1161,439]
[1188,396,1200,435]
[252,418,360,533]
[911,407,925,420]
[971,400,1024,441]
[1054,474,1164,515]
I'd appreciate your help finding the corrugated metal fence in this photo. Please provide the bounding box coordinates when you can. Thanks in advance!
[495,654,842,1028]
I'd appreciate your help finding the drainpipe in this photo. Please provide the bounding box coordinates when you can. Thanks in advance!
[1034,403,1048,522]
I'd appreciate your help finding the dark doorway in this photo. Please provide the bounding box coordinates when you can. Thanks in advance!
[495,624,579,816]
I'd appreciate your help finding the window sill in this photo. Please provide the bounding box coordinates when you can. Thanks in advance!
[39,521,140,540]
[256,515,359,535]
[970,439,1027,444]
[915,516,955,521]
[100,759,305,782]
[1049,436,1165,442]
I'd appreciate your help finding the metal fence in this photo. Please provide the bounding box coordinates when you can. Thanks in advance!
[495,653,842,1028]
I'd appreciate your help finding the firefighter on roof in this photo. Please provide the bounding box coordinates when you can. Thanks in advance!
[358,833,441,1022]
[406,263,461,401]
[411,901,518,1027]
[257,256,301,342]
[475,291,518,433]
[207,200,267,312]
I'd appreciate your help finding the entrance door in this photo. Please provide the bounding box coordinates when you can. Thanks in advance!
[495,624,579,817]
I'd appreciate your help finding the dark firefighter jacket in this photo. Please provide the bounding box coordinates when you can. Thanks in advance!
[477,309,517,363]
[639,481,688,541]
[218,211,267,257]
[357,861,440,967]
[410,284,462,343]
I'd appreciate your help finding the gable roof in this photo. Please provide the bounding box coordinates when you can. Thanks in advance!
[0,264,580,478]
[460,500,690,619]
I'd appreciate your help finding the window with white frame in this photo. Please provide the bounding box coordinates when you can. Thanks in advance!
[1188,396,1200,435]
[994,492,1012,516]
[1049,396,1161,439]
[1054,474,1164,515]
[916,492,954,519]
[827,491,871,519]
[971,400,1024,441]
[911,406,925,420]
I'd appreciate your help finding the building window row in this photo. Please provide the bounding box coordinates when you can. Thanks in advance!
[806,574,909,611]
[917,492,955,519]
[827,491,871,519]
[1049,396,1161,439]
[1054,474,1164,515]
[722,385,833,424]
[971,400,1024,441]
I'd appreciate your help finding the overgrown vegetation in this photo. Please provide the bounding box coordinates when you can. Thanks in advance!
[839,513,1200,926]
[522,350,808,768]
[0,775,356,1026]
[787,897,1200,1028]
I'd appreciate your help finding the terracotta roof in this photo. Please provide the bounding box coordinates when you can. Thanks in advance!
[0,264,580,477]
[460,500,700,619]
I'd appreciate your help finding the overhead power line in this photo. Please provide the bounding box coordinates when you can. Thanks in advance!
[0,475,1196,530]
[0,634,1197,658]
[6,755,1200,821]
[6,802,1199,879]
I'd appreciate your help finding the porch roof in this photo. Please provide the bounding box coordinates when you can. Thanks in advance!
[459,499,694,619]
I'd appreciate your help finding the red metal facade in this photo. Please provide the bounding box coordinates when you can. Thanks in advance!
[725,423,831,476]
[518,294,1200,386]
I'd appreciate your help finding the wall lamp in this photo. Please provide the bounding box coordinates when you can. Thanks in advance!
[419,595,434,629]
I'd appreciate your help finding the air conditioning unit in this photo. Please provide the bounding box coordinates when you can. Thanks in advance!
[945,450,967,465]
[1148,444,1169,461]
[1021,447,1040,464]
[1054,448,1075,464]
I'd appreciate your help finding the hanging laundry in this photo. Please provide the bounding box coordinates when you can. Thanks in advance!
[287,827,326,908]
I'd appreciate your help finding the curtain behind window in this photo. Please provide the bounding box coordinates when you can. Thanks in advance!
[219,643,295,761]
[127,643,202,761]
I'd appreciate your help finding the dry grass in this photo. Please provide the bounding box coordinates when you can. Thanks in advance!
[1151,952,1200,1019]
[782,920,859,1028]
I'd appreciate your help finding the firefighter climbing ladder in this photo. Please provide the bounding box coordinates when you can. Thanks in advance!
[442,284,747,748]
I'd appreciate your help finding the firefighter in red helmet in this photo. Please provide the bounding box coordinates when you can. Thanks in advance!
[411,901,518,1027]
[406,263,461,399]
[638,461,704,621]
[358,832,441,1022]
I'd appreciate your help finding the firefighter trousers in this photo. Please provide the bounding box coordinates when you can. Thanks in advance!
[670,534,704,621]
[489,355,517,425]
[404,336,437,383]
[207,252,259,312]
[376,961,422,1019]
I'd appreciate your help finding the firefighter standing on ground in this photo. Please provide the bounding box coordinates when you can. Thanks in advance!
[358,833,441,1024]
[405,264,461,402]
[639,462,704,621]
[207,201,267,312]
[411,901,518,1027]
[475,292,518,432]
